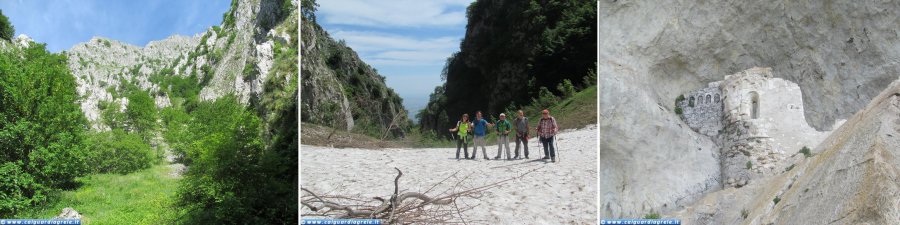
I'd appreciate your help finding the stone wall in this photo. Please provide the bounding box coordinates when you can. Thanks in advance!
[678,84,723,136]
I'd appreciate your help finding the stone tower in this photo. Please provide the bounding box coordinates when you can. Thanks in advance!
[677,67,831,188]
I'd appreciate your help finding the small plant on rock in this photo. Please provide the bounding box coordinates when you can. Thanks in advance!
[773,196,781,205]
[643,211,661,219]
[746,160,753,170]
[741,209,748,219]
[799,146,812,158]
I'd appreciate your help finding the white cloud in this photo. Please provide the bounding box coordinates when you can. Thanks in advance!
[330,30,459,66]
[317,0,474,28]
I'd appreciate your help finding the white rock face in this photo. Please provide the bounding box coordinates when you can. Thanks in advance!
[14,34,32,47]
[66,0,296,130]
[599,0,900,131]
[68,36,196,130]
[600,66,721,218]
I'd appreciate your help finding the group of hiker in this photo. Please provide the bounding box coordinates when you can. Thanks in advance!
[448,109,559,162]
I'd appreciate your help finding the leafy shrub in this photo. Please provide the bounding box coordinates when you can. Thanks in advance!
[126,89,158,136]
[242,60,259,80]
[773,196,781,205]
[675,106,683,115]
[0,43,90,216]
[222,0,239,28]
[160,107,192,161]
[532,87,559,110]
[83,130,158,174]
[746,160,753,170]
[556,79,576,98]
[741,209,748,219]
[799,146,812,158]
[100,100,127,129]
[642,212,661,219]
[0,162,44,216]
[178,95,291,223]
[0,9,14,41]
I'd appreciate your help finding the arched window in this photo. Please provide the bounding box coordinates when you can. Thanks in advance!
[706,94,711,104]
[689,96,695,107]
[715,94,720,103]
[750,91,760,119]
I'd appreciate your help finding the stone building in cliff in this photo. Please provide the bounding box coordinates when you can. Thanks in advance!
[678,67,831,188]
[678,86,723,136]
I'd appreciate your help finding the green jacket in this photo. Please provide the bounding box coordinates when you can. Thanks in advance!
[495,119,512,135]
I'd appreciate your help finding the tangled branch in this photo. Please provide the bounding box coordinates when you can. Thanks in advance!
[302,167,538,224]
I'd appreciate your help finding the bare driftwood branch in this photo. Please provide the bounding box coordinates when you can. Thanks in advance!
[301,167,538,224]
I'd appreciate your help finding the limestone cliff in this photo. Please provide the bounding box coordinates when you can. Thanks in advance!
[68,0,297,130]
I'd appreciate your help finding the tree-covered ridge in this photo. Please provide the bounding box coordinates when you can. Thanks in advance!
[418,0,596,135]
[300,0,410,139]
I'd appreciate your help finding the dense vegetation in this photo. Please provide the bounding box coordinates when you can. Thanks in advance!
[0,42,90,216]
[0,9,12,41]
[0,39,166,219]
[417,0,596,137]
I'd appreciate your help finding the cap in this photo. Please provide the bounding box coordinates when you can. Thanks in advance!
[499,113,506,117]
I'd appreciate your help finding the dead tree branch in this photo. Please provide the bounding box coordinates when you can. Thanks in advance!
[301,167,538,224]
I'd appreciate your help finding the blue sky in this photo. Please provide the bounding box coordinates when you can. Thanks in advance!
[0,0,231,53]
[316,0,474,122]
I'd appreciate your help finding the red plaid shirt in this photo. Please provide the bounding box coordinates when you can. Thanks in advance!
[537,116,558,138]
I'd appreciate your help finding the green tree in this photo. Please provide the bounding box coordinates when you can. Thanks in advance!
[301,0,319,22]
[126,89,157,136]
[0,43,89,216]
[99,100,127,129]
[0,9,14,41]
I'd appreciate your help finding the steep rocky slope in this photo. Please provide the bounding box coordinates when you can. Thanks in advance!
[68,0,296,130]
[600,64,721,217]
[600,0,900,219]
[300,10,409,138]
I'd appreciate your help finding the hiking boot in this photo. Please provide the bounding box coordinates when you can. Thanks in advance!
[484,157,490,160]
[494,156,501,160]
[551,158,556,163]
[541,156,550,160]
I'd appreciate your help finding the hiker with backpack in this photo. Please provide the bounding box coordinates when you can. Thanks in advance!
[536,109,559,162]
[513,110,529,159]
[449,113,472,159]
[494,113,513,160]
[471,111,493,160]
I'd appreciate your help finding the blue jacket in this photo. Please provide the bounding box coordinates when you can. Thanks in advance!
[473,119,488,136]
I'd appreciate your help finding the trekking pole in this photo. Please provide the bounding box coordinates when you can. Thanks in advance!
[554,135,560,163]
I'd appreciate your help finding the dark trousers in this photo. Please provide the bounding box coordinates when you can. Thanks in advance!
[540,136,555,158]
[514,134,529,158]
[456,136,468,159]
